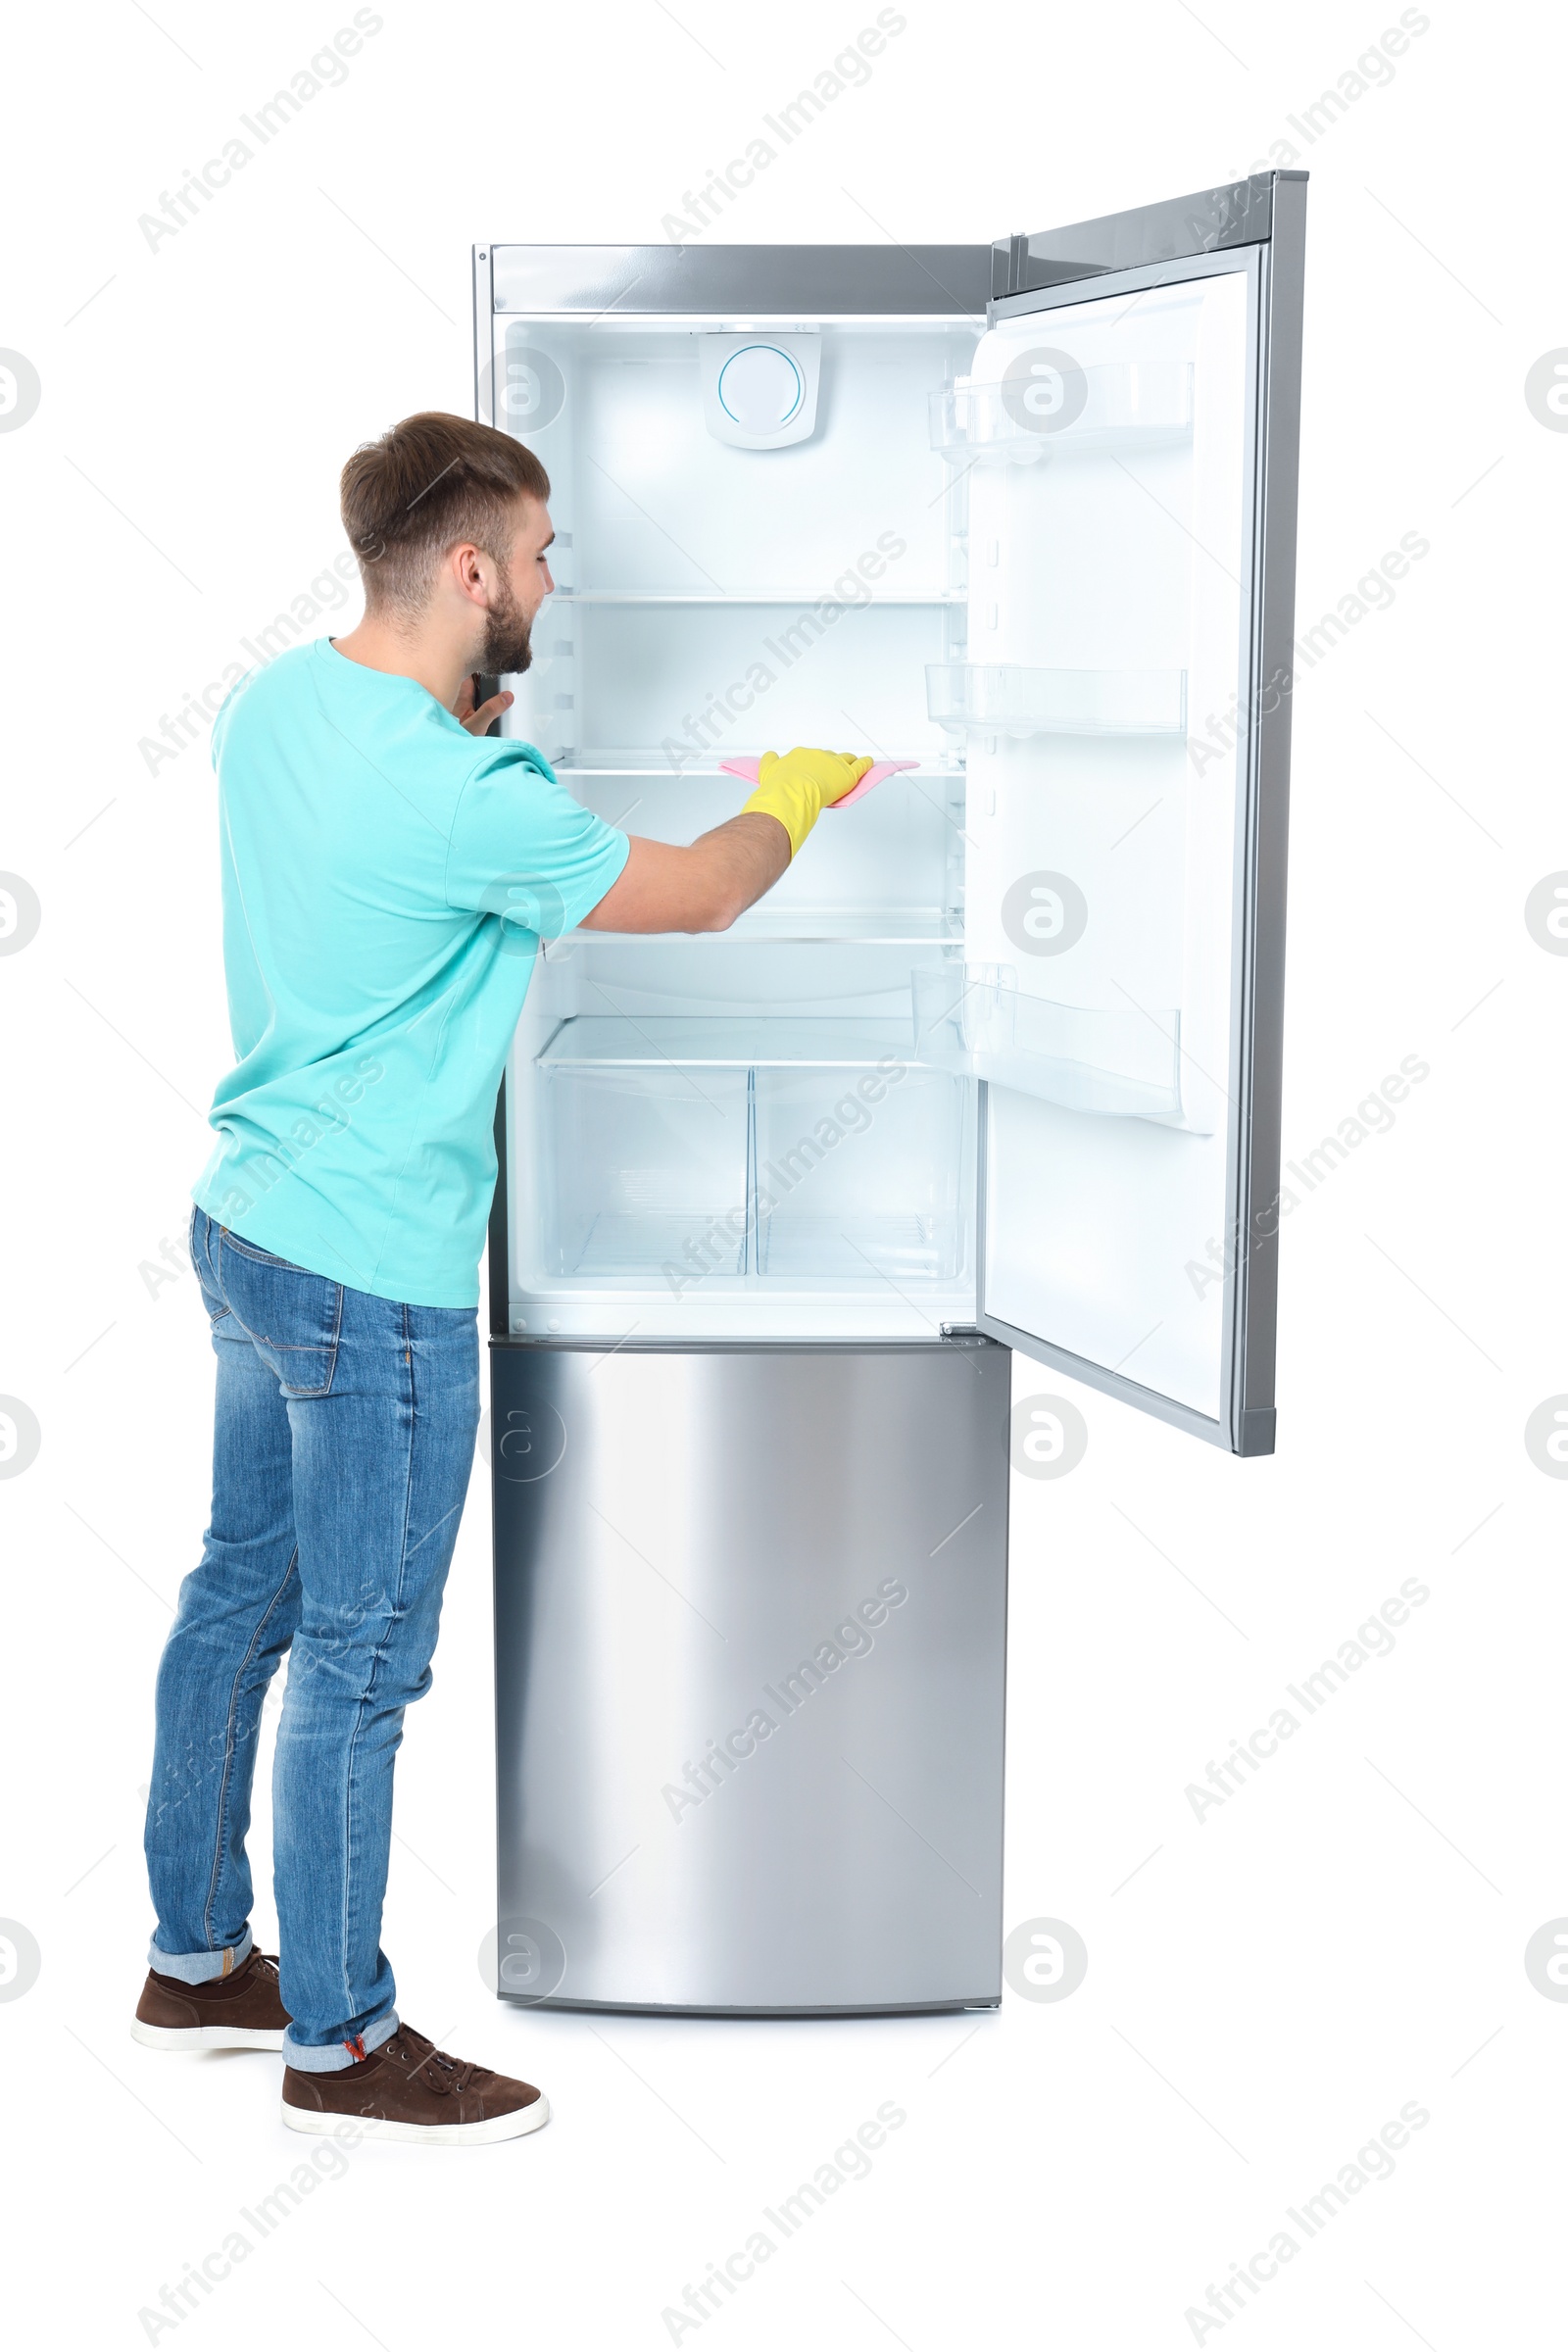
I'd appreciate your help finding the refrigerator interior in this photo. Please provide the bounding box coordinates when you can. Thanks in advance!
[494,280,1249,1365]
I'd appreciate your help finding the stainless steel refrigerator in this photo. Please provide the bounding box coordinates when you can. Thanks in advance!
[472,174,1306,2014]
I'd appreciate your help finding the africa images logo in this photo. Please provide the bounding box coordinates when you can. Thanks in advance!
[0,352,41,433]
[1000,348,1089,436]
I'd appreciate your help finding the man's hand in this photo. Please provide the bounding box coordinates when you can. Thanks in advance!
[579,745,875,936]
[741,747,874,858]
[455,674,514,736]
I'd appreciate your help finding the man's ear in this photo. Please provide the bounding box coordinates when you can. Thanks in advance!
[448,541,491,606]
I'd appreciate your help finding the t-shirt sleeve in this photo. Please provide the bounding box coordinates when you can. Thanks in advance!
[444,743,630,938]
[210,667,260,771]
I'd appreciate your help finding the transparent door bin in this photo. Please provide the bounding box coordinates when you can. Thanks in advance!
[540,1066,750,1278]
[912,964,1181,1120]
[754,1066,966,1283]
[929,363,1194,465]
[926,665,1187,738]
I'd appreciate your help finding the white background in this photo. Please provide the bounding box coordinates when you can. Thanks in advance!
[2,1,1565,2344]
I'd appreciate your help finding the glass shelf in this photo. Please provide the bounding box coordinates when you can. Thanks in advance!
[551,588,963,605]
[538,1016,918,1070]
[554,754,964,783]
[555,908,962,949]
[930,363,1193,465]
[926,664,1187,738]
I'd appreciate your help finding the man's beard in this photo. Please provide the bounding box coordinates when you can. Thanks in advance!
[480,574,534,676]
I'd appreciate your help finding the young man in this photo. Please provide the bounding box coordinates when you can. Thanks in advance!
[134,412,870,2145]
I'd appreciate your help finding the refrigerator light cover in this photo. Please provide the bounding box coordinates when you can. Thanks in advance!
[701,330,821,448]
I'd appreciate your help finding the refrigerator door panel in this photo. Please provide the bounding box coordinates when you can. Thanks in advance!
[492,1339,1009,2013]
[971,178,1305,1455]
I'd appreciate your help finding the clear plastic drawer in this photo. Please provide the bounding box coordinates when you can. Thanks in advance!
[754,1064,967,1282]
[540,1065,750,1278]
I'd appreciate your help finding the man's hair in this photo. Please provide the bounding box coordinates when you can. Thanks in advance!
[339,412,550,611]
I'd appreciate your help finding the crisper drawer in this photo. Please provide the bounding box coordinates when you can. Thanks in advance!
[754,1064,966,1282]
[541,1066,750,1278]
[531,1023,971,1289]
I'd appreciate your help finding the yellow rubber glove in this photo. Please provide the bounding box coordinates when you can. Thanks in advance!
[741,747,874,859]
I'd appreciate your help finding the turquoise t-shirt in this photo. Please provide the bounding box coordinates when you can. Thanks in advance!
[193,639,629,1307]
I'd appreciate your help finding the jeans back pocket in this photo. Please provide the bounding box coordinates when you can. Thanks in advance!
[217,1232,345,1397]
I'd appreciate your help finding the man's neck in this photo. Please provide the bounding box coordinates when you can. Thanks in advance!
[331,612,472,713]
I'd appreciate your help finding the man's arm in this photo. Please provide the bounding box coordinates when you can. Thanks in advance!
[578,747,873,936]
[579,815,789,935]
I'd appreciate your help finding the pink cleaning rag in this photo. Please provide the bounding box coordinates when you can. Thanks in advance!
[718,756,917,808]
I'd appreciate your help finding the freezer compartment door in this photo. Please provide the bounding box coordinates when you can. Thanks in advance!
[492,1340,1008,2014]
[970,177,1306,1453]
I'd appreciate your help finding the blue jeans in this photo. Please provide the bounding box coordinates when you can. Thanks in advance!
[144,1208,478,2070]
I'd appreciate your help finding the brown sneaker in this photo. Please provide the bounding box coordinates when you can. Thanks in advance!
[132,1950,290,2051]
[281,2024,549,2146]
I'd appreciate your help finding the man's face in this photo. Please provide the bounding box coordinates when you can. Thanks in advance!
[480,494,555,675]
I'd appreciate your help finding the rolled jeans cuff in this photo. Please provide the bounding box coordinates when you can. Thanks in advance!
[282,2011,400,2074]
[147,1926,254,1984]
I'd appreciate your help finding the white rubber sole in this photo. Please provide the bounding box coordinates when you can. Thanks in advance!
[131,2020,286,2052]
[281,2093,551,2146]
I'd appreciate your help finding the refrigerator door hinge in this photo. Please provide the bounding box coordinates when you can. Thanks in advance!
[990,234,1025,301]
[941,1323,994,1347]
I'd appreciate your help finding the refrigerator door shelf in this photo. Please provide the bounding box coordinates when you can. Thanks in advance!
[915,969,1182,1122]
[927,664,1188,738]
[915,966,1183,1121]
[930,362,1194,465]
[539,1015,928,1069]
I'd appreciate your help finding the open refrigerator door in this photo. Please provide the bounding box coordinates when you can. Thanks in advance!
[956,183,1306,1451]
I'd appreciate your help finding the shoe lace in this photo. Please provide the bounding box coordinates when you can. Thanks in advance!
[389,2026,478,2096]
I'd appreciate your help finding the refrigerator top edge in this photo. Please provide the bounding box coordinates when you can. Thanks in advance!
[993,171,1306,298]
[479,174,1307,319]
[482,243,993,318]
